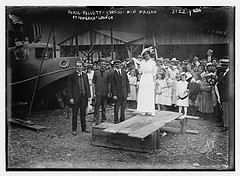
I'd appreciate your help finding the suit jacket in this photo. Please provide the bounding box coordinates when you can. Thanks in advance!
[217,70,229,102]
[111,69,130,99]
[66,71,91,106]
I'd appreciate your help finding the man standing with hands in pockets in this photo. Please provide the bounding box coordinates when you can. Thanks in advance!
[67,61,91,135]
[111,60,131,124]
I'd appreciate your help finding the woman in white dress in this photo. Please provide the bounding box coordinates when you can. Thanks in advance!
[176,73,189,116]
[137,47,157,116]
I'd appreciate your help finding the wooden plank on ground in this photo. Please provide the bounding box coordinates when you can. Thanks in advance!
[128,111,182,139]
[9,118,47,132]
[178,115,199,120]
[186,129,199,134]
[160,126,181,134]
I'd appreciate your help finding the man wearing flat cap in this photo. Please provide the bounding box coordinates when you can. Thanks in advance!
[111,60,131,123]
[92,59,112,125]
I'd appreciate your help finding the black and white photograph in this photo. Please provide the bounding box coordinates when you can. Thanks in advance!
[5,3,237,172]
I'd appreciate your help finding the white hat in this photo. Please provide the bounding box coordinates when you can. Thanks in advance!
[141,46,154,56]
[171,57,177,62]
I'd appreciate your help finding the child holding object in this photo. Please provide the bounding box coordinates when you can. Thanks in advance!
[176,73,189,116]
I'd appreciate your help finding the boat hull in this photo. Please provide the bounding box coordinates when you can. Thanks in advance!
[7,57,81,102]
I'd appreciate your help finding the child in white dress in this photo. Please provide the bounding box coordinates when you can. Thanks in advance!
[176,73,189,116]
[160,72,173,111]
[155,71,164,110]
[127,69,137,108]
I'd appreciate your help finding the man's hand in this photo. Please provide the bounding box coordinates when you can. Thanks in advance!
[70,99,74,104]
[113,96,117,100]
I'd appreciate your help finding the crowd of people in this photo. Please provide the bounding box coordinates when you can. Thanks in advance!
[66,47,230,135]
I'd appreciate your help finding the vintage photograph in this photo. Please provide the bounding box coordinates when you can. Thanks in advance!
[6,6,235,170]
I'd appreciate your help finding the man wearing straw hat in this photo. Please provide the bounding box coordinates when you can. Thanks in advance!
[217,57,230,132]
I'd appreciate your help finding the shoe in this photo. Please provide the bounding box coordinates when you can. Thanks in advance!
[101,120,107,123]
[72,131,77,135]
[82,129,90,133]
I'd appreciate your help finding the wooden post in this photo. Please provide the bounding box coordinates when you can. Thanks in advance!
[75,35,79,57]
[52,25,56,58]
[180,118,187,134]
[110,24,114,60]
[142,36,145,50]
[26,27,52,121]
[152,32,158,59]
[90,30,93,62]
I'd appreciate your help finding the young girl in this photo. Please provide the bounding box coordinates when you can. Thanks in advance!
[188,72,201,116]
[155,70,165,110]
[127,69,137,109]
[176,73,189,116]
[171,73,180,111]
[160,72,173,111]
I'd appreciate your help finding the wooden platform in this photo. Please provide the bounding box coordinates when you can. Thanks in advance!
[92,111,199,153]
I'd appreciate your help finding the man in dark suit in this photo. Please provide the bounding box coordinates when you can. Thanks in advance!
[67,61,91,135]
[92,59,111,125]
[111,60,131,124]
[216,57,230,132]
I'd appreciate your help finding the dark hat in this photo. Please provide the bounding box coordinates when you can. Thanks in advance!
[113,59,122,64]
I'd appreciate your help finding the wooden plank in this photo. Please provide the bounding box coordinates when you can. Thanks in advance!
[186,129,199,134]
[178,115,199,120]
[103,111,171,134]
[160,127,199,135]
[103,114,151,133]
[160,126,181,134]
[128,112,182,139]
[9,118,47,132]
[93,122,117,129]
[117,117,155,134]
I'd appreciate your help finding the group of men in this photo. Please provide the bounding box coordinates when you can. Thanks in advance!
[66,59,130,135]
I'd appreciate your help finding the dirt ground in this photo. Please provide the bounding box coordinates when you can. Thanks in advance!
[7,106,230,170]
